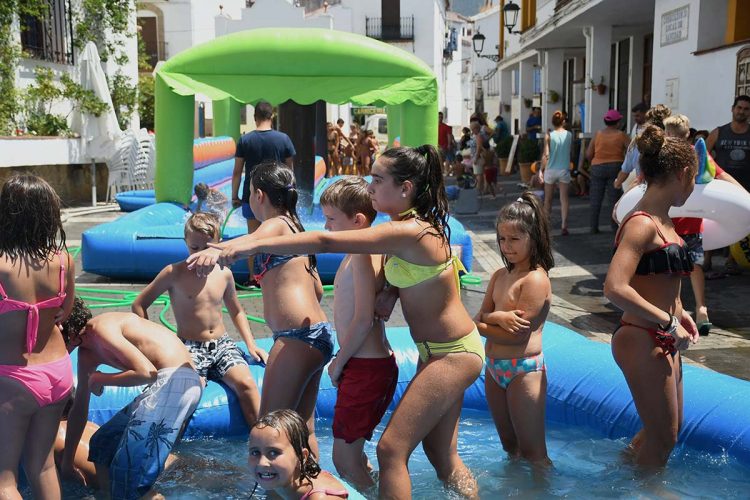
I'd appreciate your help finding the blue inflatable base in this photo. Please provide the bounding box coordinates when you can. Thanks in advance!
[77,323,750,467]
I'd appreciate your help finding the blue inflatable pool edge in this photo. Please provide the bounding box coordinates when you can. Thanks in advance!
[77,322,750,467]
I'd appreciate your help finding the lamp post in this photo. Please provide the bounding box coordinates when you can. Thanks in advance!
[472,30,501,62]
[503,1,522,35]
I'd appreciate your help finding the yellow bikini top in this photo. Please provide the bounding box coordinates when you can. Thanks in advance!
[383,208,465,290]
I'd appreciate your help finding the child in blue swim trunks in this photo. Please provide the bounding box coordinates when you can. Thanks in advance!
[474,192,554,466]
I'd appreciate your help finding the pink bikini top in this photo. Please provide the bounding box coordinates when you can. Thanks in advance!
[0,252,67,353]
[300,488,348,500]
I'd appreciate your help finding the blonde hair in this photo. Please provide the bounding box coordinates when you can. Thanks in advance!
[320,176,377,223]
[185,212,220,240]
[664,114,691,139]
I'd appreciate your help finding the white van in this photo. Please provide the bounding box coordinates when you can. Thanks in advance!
[363,113,388,152]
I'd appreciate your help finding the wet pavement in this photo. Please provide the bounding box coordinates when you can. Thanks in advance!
[63,174,750,381]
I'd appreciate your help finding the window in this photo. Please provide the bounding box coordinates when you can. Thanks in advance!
[533,67,541,95]
[521,0,537,32]
[738,47,750,96]
[20,0,74,65]
[378,118,388,135]
[726,0,750,45]
[512,69,519,96]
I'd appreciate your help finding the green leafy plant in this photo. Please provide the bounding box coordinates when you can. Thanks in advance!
[495,135,514,159]
[548,89,560,103]
[518,137,540,163]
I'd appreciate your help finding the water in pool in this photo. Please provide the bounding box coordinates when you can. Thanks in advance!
[51,410,748,499]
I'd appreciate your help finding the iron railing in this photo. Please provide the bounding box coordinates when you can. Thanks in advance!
[20,0,75,65]
[365,16,414,41]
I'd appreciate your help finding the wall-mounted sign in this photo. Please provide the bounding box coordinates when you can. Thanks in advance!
[665,78,680,109]
[660,5,689,47]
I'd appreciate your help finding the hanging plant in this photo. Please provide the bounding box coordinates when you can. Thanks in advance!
[548,89,560,103]
[523,97,532,108]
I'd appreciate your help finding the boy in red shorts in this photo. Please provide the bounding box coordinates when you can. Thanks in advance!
[320,177,398,491]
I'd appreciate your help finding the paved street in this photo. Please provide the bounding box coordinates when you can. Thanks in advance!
[63,174,750,381]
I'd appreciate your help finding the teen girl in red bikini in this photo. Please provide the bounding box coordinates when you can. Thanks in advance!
[604,125,700,468]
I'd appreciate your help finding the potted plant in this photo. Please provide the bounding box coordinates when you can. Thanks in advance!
[517,137,540,184]
[495,135,514,175]
[589,77,607,95]
[523,97,532,108]
[548,89,560,103]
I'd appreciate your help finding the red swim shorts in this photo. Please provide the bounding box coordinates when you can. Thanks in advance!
[484,166,498,184]
[332,354,399,443]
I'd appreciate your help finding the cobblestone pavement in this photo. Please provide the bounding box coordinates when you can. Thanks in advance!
[64,173,750,380]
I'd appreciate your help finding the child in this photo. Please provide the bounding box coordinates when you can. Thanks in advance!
[320,177,398,490]
[248,409,349,499]
[189,161,333,460]
[474,192,554,465]
[61,298,203,499]
[132,212,265,427]
[194,181,229,222]
[188,146,483,498]
[0,174,75,500]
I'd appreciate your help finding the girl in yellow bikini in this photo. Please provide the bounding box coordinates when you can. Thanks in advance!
[475,192,553,466]
[188,144,484,499]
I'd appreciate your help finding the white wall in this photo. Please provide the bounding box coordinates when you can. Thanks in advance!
[652,0,739,130]
[217,0,331,34]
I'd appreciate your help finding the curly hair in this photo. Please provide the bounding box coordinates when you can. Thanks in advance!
[645,104,672,130]
[0,174,66,261]
[251,410,321,483]
[60,296,92,346]
[637,124,697,184]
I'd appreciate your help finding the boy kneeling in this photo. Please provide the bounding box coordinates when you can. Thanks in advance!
[61,298,202,500]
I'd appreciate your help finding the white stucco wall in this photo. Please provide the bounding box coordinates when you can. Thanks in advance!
[652,0,743,130]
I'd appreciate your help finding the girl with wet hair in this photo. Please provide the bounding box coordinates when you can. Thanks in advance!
[190,144,483,498]
[604,124,700,468]
[248,409,348,498]
[191,161,332,460]
[0,174,76,499]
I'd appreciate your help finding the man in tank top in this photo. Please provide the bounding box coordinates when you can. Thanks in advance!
[707,95,750,191]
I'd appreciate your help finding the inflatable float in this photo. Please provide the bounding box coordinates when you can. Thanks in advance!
[78,323,750,467]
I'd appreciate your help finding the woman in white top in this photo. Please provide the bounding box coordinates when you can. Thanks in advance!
[541,111,573,235]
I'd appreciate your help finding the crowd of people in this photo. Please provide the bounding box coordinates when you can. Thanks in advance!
[0,95,748,500]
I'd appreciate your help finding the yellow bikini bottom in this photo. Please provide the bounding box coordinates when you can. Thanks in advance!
[415,327,484,364]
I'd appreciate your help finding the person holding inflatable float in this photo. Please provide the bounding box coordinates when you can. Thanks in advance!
[188,145,484,499]
[605,124,701,468]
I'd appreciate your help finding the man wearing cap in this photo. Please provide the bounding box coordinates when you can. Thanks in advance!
[585,109,630,233]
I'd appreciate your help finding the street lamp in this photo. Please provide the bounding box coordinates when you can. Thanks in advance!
[472,30,500,62]
[503,0,522,35]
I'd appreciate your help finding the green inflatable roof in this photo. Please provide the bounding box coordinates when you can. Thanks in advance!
[157,28,437,106]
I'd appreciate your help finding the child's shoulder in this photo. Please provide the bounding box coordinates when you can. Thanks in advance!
[522,267,551,289]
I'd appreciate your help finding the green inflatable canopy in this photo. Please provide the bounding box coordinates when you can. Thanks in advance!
[155,28,438,204]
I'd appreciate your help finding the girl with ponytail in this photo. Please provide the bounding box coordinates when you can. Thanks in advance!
[192,161,332,460]
[189,145,483,498]
[604,124,700,468]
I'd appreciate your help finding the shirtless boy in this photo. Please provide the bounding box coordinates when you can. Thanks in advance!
[132,213,267,427]
[320,177,398,490]
[60,299,202,500]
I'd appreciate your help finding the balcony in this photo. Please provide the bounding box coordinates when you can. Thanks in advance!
[365,16,414,42]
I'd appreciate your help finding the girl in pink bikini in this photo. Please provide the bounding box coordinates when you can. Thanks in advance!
[248,409,348,499]
[0,174,75,498]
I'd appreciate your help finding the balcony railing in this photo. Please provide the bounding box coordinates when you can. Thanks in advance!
[365,16,414,42]
[20,0,75,65]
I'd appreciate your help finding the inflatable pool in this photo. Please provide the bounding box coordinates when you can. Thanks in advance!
[83,177,473,282]
[615,180,750,251]
[79,323,750,467]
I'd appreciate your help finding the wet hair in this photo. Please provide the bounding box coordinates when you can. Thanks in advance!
[631,102,649,113]
[254,101,273,121]
[336,118,344,126]
[664,114,691,139]
[645,104,671,130]
[320,177,376,223]
[252,410,321,483]
[185,212,220,240]
[379,144,451,246]
[60,296,92,347]
[194,182,210,201]
[496,191,554,272]
[250,161,317,271]
[637,124,698,184]
[733,95,750,108]
[551,110,565,128]
[0,174,66,261]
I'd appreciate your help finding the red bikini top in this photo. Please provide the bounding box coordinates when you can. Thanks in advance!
[0,252,67,353]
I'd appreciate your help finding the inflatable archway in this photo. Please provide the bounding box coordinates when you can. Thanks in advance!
[155,28,439,205]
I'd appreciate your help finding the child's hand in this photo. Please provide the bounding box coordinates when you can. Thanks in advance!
[186,247,222,277]
[232,197,242,209]
[483,310,530,333]
[61,458,88,486]
[208,241,250,268]
[328,357,343,387]
[374,287,398,322]
[88,371,105,396]
[680,309,700,344]
[246,344,269,365]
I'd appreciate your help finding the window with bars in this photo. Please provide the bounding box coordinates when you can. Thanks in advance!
[20,0,74,65]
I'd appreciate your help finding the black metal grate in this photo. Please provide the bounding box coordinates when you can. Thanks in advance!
[365,16,414,41]
[20,0,75,65]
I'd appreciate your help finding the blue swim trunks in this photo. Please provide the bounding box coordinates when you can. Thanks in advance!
[241,202,255,220]
[273,322,334,364]
[88,367,202,500]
